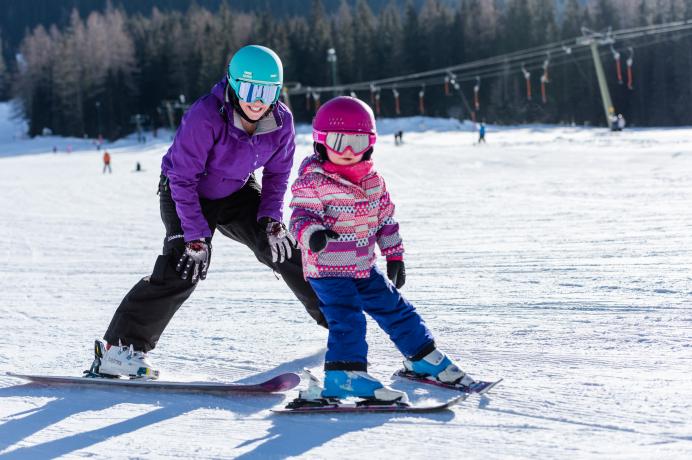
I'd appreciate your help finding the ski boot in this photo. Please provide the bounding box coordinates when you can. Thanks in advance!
[86,339,160,380]
[401,349,476,388]
[286,369,408,410]
[322,370,408,404]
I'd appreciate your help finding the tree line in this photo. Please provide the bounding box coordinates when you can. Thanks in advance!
[8,0,692,139]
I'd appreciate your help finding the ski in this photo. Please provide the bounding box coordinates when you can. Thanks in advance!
[6,371,301,394]
[272,395,465,414]
[393,369,502,395]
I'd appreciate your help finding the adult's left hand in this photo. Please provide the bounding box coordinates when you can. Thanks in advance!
[261,218,297,264]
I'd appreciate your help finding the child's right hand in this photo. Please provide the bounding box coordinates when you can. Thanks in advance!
[309,229,340,253]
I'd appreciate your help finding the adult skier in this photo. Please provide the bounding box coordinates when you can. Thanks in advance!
[91,45,325,379]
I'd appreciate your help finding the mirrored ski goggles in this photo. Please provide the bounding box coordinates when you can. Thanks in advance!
[313,130,377,155]
[236,81,280,104]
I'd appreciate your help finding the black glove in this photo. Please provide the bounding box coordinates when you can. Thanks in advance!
[387,259,406,288]
[309,229,340,253]
[176,239,211,283]
[260,217,297,264]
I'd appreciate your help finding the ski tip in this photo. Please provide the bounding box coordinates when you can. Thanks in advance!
[262,372,301,392]
[476,378,503,395]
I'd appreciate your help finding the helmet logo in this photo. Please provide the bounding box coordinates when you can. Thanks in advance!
[242,71,253,79]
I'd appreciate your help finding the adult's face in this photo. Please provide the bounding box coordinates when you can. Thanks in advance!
[239,100,270,121]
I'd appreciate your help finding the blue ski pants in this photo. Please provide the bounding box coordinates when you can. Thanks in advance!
[308,266,434,370]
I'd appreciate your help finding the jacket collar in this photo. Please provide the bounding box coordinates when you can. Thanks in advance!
[301,155,376,189]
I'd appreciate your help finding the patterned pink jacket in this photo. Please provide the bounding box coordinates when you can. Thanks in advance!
[289,155,404,279]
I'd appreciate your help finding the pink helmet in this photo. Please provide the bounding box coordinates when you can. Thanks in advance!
[312,97,377,158]
[313,96,377,136]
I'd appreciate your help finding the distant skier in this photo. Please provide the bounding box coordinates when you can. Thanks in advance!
[394,130,404,145]
[617,114,626,131]
[289,97,479,403]
[478,122,486,144]
[91,45,326,379]
[102,151,112,174]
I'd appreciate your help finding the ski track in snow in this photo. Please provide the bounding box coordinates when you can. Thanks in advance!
[0,122,691,459]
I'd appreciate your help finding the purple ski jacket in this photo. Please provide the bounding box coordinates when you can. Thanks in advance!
[161,79,296,241]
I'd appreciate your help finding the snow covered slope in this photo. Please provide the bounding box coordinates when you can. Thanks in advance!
[0,121,691,459]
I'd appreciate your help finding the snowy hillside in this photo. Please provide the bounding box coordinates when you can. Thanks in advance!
[0,114,691,458]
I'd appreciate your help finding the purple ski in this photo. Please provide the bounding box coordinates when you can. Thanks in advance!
[6,371,300,394]
[394,369,502,394]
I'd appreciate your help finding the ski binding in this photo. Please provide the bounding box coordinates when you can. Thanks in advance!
[394,369,502,394]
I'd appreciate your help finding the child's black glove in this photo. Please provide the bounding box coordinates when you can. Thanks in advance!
[387,260,406,288]
[309,229,340,253]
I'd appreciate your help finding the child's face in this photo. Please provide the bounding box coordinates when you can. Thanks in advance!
[326,146,362,165]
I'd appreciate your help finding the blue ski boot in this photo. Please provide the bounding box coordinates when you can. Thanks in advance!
[403,349,475,386]
[322,370,408,403]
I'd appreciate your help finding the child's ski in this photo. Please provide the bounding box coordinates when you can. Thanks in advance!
[6,371,300,394]
[273,395,465,414]
[394,369,502,394]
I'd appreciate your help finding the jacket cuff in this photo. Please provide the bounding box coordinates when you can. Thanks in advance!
[386,255,404,261]
[184,230,212,242]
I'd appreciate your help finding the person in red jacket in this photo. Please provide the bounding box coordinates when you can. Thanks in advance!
[102,151,112,174]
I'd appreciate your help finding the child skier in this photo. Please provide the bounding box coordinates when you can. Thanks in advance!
[289,96,477,404]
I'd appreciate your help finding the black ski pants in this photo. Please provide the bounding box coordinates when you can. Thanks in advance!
[104,174,326,352]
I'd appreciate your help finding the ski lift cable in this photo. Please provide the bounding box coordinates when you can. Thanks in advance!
[346,30,692,94]
[289,21,692,96]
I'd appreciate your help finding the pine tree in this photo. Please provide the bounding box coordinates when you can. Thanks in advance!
[590,0,620,30]
[402,0,423,74]
[312,0,333,86]
[0,34,7,99]
[334,0,356,85]
[52,9,86,136]
[15,25,56,135]
[352,0,377,82]
[374,1,403,79]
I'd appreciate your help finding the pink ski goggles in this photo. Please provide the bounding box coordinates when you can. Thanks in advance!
[313,130,377,155]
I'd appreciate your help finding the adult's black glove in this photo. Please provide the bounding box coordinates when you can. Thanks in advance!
[261,217,297,264]
[387,259,406,288]
[176,239,211,283]
[309,229,340,253]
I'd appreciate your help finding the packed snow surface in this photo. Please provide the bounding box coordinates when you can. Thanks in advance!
[1,112,691,458]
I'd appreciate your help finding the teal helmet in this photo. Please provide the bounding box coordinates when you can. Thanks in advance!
[227,45,283,104]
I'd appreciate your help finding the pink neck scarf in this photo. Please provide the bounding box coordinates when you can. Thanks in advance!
[323,160,374,184]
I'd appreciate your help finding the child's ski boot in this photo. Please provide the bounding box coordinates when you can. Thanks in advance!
[403,349,476,387]
[86,339,160,380]
[286,369,408,410]
[322,370,409,403]
[395,348,505,394]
